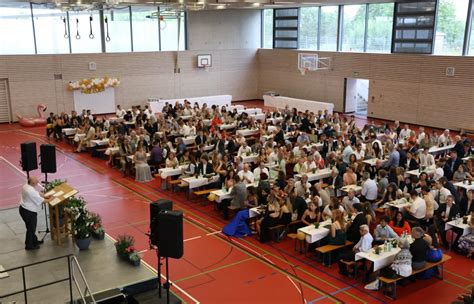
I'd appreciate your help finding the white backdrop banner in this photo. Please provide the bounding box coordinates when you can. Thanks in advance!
[73,88,115,114]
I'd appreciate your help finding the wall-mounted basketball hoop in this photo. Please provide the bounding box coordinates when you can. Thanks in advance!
[197,54,212,71]
[298,53,331,76]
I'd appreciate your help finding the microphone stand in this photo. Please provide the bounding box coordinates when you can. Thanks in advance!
[39,173,51,241]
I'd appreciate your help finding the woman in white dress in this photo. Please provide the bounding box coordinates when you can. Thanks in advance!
[135,144,152,183]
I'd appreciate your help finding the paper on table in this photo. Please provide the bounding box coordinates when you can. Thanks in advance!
[49,198,61,206]
[44,190,55,197]
[0,265,9,279]
[53,191,64,197]
[64,190,78,199]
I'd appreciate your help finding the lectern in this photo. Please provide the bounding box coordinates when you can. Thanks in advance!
[44,183,78,245]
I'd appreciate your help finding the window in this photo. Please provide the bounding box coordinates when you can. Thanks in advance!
[392,1,437,54]
[435,0,469,55]
[299,7,318,50]
[69,11,102,54]
[132,6,159,52]
[32,4,70,54]
[273,8,298,49]
[0,6,35,55]
[104,8,132,53]
[366,3,394,53]
[319,6,338,51]
[262,9,273,48]
[341,5,366,52]
[160,12,185,51]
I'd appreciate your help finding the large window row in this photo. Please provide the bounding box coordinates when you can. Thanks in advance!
[263,0,474,56]
[0,4,185,55]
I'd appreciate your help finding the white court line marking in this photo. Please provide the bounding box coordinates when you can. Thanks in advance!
[206,231,222,236]
[184,236,202,242]
[0,156,43,190]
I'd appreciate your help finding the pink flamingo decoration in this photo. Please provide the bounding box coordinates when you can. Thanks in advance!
[16,104,48,127]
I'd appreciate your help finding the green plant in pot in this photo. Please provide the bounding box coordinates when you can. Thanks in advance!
[89,212,105,240]
[67,198,93,251]
[114,234,141,266]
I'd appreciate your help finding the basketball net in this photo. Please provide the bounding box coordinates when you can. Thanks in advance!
[203,64,209,72]
[300,67,309,76]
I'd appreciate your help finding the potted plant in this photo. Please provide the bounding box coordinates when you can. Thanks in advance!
[66,197,93,250]
[114,234,141,266]
[374,246,382,255]
[89,212,105,240]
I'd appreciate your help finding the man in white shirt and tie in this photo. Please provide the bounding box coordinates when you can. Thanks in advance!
[338,224,373,275]
[19,177,49,250]
[361,172,378,207]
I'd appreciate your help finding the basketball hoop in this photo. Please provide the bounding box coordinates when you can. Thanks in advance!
[203,64,209,72]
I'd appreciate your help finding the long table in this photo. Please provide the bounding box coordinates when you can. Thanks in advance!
[148,95,232,113]
[295,168,332,182]
[263,95,334,114]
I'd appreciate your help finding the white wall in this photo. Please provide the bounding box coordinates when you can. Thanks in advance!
[345,78,357,113]
[187,9,261,50]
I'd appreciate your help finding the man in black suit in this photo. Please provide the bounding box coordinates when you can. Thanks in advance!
[440,177,461,204]
[197,155,214,176]
[346,204,368,243]
[460,189,474,216]
[438,195,460,248]
[195,130,207,146]
[274,127,285,145]
[453,135,465,158]
[444,151,463,181]
[406,151,419,171]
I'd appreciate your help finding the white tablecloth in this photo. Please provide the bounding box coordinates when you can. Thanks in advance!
[241,154,259,164]
[105,147,119,155]
[236,129,260,137]
[295,168,332,182]
[211,182,258,203]
[237,108,262,115]
[428,144,455,154]
[159,165,188,179]
[405,168,436,177]
[263,95,334,114]
[148,95,232,114]
[62,128,77,136]
[109,117,124,123]
[267,117,284,124]
[298,219,332,243]
[250,113,266,121]
[445,215,471,236]
[362,159,379,167]
[90,139,109,146]
[385,198,411,210]
[227,105,244,112]
[356,247,401,272]
[249,207,262,218]
[179,136,196,145]
[220,124,236,130]
[454,181,474,191]
[182,175,220,190]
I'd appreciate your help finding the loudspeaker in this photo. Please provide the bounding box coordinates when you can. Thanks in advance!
[20,142,38,172]
[157,210,183,259]
[150,199,173,246]
[40,144,57,173]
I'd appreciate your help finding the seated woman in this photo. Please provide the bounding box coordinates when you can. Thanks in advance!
[119,137,133,176]
[327,210,346,245]
[105,135,118,166]
[389,211,412,236]
[223,187,259,238]
[245,187,259,208]
[257,186,283,243]
[165,152,179,168]
[365,238,412,291]
[410,227,429,270]
[301,201,320,226]
[135,144,153,183]
[322,197,345,221]
[453,165,473,183]
[457,211,474,258]
[342,166,357,186]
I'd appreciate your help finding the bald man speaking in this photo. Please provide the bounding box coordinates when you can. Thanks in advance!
[19,177,49,250]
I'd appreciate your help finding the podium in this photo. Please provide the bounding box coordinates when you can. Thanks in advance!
[44,183,78,245]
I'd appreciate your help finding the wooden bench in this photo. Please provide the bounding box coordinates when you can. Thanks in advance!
[269,220,301,243]
[193,188,219,197]
[379,254,452,299]
[168,179,182,192]
[315,241,354,266]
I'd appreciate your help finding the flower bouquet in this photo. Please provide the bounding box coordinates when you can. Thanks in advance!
[114,234,141,266]
[89,212,105,240]
[66,197,93,250]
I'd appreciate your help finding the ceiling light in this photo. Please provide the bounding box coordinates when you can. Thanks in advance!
[252,2,261,7]
[216,4,226,9]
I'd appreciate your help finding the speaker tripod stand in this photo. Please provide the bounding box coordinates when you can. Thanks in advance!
[156,250,173,304]
[39,172,51,242]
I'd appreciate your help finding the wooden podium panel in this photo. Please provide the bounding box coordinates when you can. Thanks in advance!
[44,183,78,245]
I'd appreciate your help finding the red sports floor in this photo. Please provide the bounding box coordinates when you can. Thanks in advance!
[1,108,473,303]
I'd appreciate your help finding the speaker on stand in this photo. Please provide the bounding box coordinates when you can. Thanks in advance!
[39,144,57,242]
[20,142,38,179]
[150,207,183,304]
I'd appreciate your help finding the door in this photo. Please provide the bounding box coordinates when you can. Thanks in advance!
[0,79,12,123]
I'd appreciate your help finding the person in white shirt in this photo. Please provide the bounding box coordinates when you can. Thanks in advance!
[419,149,435,169]
[116,105,126,118]
[431,180,451,205]
[338,225,373,275]
[406,190,426,221]
[342,189,361,212]
[237,142,252,157]
[361,172,378,204]
[294,174,311,197]
[238,164,255,185]
[253,163,269,182]
[19,177,49,250]
[433,162,444,181]
[417,127,426,144]
[180,122,192,137]
[438,129,451,146]
[399,124,411,140]
[342,140,354,164]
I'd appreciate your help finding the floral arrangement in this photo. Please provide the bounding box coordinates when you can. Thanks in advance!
[44,179,67,193]
[89,212,105,239]
[65,196,93,239]
[68,76,120,94]
[114,234,141,266]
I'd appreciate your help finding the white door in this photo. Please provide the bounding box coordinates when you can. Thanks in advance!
[0,79,11,123]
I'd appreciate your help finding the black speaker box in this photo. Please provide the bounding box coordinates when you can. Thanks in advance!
[150,199,173,246]
[40,144,56,173]
[157,210,183,259]
[20,142,38,172]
